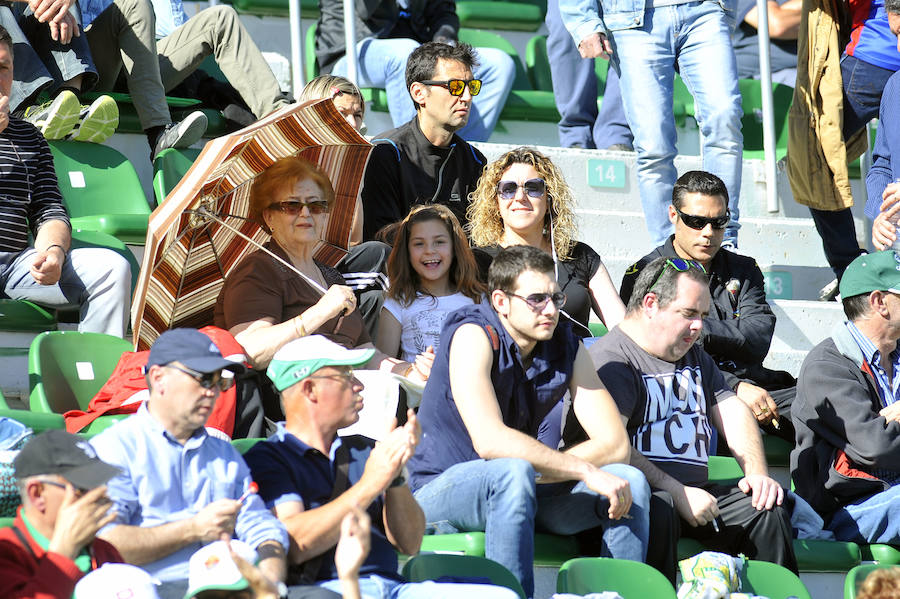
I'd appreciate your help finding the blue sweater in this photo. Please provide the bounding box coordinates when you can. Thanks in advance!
[865,70,900,219]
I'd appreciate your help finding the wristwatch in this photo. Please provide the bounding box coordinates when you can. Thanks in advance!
[276,581,289,599]
[389,466,409,488]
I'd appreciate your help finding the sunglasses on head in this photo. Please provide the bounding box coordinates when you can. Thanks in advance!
[165,364,235,391]
[507,291,567,311]
[497,178,546,200]
[418,78,483,96]
[268,200,330,216]
[648,258,707,293]
[675,206,730,230]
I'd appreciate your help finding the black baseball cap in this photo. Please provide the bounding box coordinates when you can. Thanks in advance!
[14,430,121,490]
[146,328,246,375]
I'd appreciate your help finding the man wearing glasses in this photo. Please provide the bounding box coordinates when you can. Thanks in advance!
[360,42,490,240]
[408,245,651,599]
[576,255,796,578]
[244,335,517,599]
[620,170,796,442]
[89,329,331,599]
[1,430,122,598]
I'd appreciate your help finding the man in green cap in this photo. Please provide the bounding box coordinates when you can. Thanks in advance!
[793,249,900,543]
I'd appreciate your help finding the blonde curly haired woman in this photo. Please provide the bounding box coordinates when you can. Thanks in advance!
[468,146,624,334]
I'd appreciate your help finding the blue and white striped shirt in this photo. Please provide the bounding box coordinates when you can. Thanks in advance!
[846,320,900,408]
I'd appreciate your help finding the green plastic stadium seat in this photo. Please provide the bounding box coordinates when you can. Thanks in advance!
[707,455,744,485]
[845,564,900,599]
[456,0,545,31]
[738,79,794,161]
[420,532,578,567]
[231,437,265,455]
[0,300,56,333]
[588,322,608,337]
[402,553,526,598]
[860,543,900,563]
[762,434,792,468]
[153,147,202,205]
[557,557,677,598]
[82,91,201,135]
[678,538,861,573]
[525,35,553,93]
[0,408,65,433]
[224,0,319,19]
[48,140,151,244]
[741,559,811,599]
[28,331,132,417]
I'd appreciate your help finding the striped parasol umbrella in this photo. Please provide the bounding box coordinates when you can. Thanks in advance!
[131,99,373,351]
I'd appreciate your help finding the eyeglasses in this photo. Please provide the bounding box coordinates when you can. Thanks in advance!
[497,178,546,200]
[674,206,730,230]
[165,364,235,391]
[418,79,482,96]
[648,258,707,292]
[307,368,356,386]
[268,200,330,216]
[507,291,567,311]
[36,479,87,495]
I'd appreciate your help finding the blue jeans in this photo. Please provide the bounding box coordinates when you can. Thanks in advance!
[545,0,632,149]
[412,458,650,599]
[332,38,515,142]
[828,485,900,544]
[608,0,743,246]
[317,573,519,599]
[0,3,98,112]
[0,247,131,337]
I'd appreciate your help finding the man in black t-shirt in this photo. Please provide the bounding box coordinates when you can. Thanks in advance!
[571,255,797,574]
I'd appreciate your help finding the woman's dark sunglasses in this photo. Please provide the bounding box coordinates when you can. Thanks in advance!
[508,291,567,311]
[165,364,235,391]
[675,206,730,230]
[268,200,330,215]
[497,178,546,200]
[418,78,482,96]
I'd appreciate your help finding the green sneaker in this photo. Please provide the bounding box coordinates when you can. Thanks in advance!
[22,90,81,139]
[67,95,119,143]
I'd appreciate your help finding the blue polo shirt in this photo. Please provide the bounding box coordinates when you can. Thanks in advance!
[244,426,400,582]
[408,302,580,493]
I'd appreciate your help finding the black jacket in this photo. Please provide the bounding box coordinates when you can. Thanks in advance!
[316,0,459,73]
[360,118,486,240]
[792,323,900,518]
[619,236,790,390]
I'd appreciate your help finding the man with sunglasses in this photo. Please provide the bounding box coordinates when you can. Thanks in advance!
[576,255,796,577]
[360,42,490,240]
[89,329,330,599]
[1,430,123,598]
[620,171,796,441]
[408,245,651,599]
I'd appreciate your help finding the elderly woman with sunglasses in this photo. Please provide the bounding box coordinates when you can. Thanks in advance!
[468,147,625,336]
[214,157,429,384]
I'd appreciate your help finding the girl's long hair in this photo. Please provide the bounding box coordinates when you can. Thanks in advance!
[387,204,485,306]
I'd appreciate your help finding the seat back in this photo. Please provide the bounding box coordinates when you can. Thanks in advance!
[557,557,677,598]
[457,28,531,91]
[525,35,553,92]
[741,559,812,599]
[738,79,794,155]
[844,564,900,599]
[0,299,56,333]
[28,331,133,414]
[153,147,202,205]
[402,553,526,599]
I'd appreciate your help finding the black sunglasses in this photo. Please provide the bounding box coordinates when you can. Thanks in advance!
[497,178,546,200]
[675,206,730,230]
[165,364,235,391]
[268,200,330,216]
[648,258,707,292]
[508,291,567,311]
[418,79,483,96]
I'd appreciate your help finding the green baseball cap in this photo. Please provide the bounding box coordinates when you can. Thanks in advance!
[267,335,375,392]
[839,251,900,299]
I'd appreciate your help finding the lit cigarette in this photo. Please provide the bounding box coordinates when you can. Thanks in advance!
[238,482,258,504]
[711,517,720,533]
[771,418,781,430]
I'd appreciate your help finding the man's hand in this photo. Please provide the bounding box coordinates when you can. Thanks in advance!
[30,246,65,285]
[191,498,240,543]
[578,32,613,59]
[735,382,778,425]
[335,506,371,581]
[0,94,9,135]
[583,468,632,520]
[48,484,117,559]
[738,474,784,511]
[49,12,79,44]
[29,0,74,24]
[880,402,900,423]
[873,186,900,250]
[673,485,719,527]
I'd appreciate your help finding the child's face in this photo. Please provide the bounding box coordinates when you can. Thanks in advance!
[408,219,453,286]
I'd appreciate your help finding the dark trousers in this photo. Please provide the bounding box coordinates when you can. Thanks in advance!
[809,54,896,278]
[650,485,798,577]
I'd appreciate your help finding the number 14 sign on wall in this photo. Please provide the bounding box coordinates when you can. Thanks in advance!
[587,159,626,189]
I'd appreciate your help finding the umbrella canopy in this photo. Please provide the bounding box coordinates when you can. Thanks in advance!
[131,99,373,351]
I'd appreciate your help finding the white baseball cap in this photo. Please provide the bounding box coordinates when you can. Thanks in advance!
[74,563,160,599]
[267,335,374,392]
[184,540,258,598]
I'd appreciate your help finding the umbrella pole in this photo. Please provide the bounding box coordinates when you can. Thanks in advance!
[194,207,328,294]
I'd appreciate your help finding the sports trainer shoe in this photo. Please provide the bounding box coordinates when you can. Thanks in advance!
[152,110,208,159]
[67,95,119,144]
[23,90,81,139]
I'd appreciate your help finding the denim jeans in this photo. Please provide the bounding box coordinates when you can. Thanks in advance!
[0,247,131,337]
[412,458,650,599]
[827,484,900,544]
[608,0,743,246]
[332,38,515,142]
[317,573,519,599]
[545,0,632,149]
